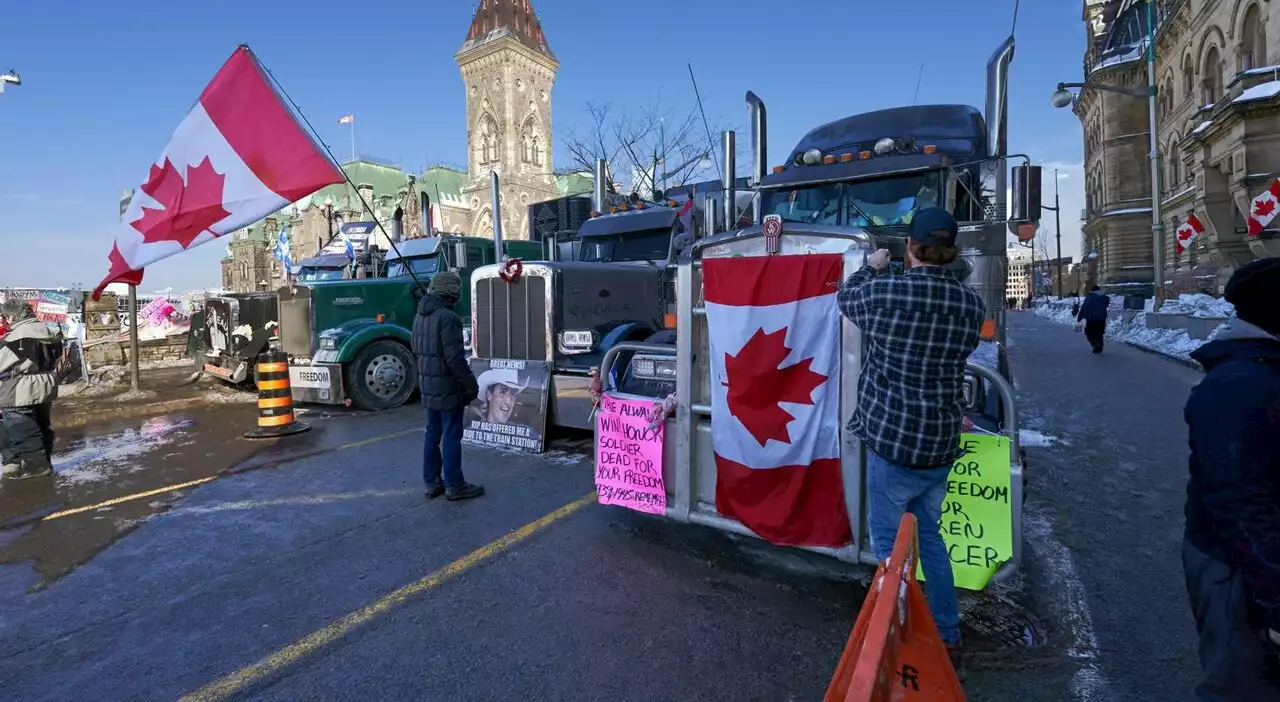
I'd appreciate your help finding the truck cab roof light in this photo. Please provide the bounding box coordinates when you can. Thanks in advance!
[635,203,647,209]
[838,152,854,163]
[609,207,618,214]
[859,150,872,160]
[590,210,601,217]
[668,200,678,207]
[802,148,822,165]
[772,165,785,174]
[822,155,836,165]
[922,144,938,154]
[873,137,896,156]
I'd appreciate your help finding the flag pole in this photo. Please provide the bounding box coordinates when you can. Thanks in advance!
[127,285,140,391]
[350,116,356,163]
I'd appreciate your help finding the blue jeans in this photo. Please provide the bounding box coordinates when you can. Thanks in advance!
[866,450,961,645]
[423,407,464,488]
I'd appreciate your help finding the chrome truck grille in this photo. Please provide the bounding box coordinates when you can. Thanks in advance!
[472,268,550,361]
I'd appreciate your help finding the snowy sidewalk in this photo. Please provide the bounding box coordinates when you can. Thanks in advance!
[1030,293,1235,367]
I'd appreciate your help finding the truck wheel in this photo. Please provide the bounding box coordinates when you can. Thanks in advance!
[345,340,416,411]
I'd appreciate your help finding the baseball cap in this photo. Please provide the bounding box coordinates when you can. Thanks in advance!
[910,207,958,246]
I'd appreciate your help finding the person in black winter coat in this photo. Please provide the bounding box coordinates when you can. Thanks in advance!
[1075,285,1111,354]
[1183,257,1280,700]
[410,272,484,501]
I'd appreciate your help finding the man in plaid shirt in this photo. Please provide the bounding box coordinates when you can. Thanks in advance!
[837,207,985,660]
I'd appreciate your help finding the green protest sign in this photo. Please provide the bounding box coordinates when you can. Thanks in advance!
[917,433,1014,590]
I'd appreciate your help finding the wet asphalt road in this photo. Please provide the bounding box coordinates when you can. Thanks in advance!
[0,312,1210,701]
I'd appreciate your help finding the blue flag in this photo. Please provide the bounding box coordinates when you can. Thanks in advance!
[273,221,292,270]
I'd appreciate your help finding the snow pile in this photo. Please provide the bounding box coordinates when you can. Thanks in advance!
[1032,294,1233,363]
[1235,80,1280,103]
[1157,293,1233,318]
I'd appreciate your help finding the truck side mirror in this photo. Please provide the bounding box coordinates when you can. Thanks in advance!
[1011,164,1042,223]
[450,242,467,270]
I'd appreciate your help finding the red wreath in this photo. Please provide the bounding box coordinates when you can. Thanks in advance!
[498,257,524,284]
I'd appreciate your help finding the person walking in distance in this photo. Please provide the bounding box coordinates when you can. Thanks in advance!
[837,208,985,665]
[1076,285,1111,354]
[0,299,63,480]
[410,272,484,501]
[1183,258,1280,700]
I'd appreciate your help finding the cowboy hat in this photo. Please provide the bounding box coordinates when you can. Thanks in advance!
[476,368,529,401]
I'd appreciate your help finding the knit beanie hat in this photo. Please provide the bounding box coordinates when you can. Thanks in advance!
[1224,257,1280,335]
[428,271,462,299]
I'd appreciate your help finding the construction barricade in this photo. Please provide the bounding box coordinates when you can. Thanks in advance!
[244,349,311,439]
[824,513,965,702]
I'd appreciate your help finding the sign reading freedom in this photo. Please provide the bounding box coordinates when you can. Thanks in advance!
[918,433,1015,590]
[595,393,666,515]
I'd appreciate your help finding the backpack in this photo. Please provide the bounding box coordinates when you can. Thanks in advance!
[0,334,64,374]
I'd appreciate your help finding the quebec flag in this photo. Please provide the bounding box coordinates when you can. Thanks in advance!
[273,221,292,270]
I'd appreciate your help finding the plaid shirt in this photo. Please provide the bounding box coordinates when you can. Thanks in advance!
[837,264,986,468]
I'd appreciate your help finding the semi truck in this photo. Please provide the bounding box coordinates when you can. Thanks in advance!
[200,231,538,404]
[279,234,542,410]
[469,174,753,430]
[592,35,1029,576]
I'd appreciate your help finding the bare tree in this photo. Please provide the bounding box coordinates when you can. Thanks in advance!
[561,99,745,200]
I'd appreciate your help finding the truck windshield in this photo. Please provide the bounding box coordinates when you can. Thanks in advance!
[387,255,440,278]
[579,228,670,263]
[761,170,945,228]
[297,268,347,282]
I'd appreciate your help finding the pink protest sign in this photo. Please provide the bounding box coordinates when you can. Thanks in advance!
[595,392,666,515]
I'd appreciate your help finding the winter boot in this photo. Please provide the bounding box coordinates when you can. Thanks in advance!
[446,483,485,501]
[9,455,53,480]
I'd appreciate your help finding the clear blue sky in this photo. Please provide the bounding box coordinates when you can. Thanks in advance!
[0,0,1087,292]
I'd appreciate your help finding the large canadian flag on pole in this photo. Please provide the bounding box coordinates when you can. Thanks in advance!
[1247,177,1280,238]
[703,254,850,547]
[93,46,344,299]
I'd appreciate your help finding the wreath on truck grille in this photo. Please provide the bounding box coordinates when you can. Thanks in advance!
[498,257,524,284]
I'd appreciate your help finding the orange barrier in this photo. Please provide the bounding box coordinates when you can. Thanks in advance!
[243,349,311,439]
[824,513,965,701]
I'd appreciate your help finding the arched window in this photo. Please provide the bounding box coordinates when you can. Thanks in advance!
[520,117,543,166]
[1203,46,1223,104]
[1182,54,1194,99]
[475,115,499,165]
[1169,136,1182,187]
[1242,4,1266,71]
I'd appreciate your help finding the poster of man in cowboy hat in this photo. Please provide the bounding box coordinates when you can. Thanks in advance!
[462,358,550,453]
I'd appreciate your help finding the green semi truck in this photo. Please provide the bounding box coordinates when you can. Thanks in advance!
[278,235,541,410]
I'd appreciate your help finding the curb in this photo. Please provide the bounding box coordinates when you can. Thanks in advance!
[1123,341,1203,371]
[55,396,221,429]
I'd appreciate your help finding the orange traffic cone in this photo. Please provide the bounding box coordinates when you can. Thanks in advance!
[243,349,310,439]
[824,513,965,701]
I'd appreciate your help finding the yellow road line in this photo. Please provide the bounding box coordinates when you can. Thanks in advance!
[180,492,598,702]
[38,427,420,523]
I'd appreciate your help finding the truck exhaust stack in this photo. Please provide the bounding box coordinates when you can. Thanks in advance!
[593,158,608,214]
[746,92,767,189]
[489,170,503,261]
[723,130,736,232]
[985,36,1015,209]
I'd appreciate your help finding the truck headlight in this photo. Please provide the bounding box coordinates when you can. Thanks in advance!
[319,337,336,350]
[558,330,596,353]
[962,372,980,410]
[631,354,676,381]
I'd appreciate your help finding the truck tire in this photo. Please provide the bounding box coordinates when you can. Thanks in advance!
[345,340,416,411]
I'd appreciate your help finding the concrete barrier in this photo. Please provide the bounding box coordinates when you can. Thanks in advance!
[1185,316,1227,340]
[1147,313,1190,331]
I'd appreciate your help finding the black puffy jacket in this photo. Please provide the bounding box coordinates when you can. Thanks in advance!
[1185,318,1280,630]
[410,293,478,411]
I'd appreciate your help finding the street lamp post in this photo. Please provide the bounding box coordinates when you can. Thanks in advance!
[1039,168,1065,297]
[1052,65,1165,309]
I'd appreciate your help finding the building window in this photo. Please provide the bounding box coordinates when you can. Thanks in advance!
[476,114,499,165]
[1182,54,1194,100]
[1202,46,1223,104]
[1241,4,1266,72]
[520,117,543,166]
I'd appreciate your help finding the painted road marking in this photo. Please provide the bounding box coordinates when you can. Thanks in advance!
[180,492,598,701]
[34,428,420,524]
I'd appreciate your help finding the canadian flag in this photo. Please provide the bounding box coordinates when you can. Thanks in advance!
[703,253,850,547]
[1247,177,1280,238]
[1175,213,1205,254]
[93,47,344,299]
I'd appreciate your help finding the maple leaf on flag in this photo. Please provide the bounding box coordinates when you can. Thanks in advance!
[1254,198,1276,219]
[723,327,828,447]
[130,156,232,249]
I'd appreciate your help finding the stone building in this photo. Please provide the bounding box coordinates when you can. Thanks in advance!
[219,0,589,291]
[1078,0,1280,296]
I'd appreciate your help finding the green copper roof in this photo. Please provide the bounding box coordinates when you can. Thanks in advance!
[556,172,592,197]
[418,165,467,202]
